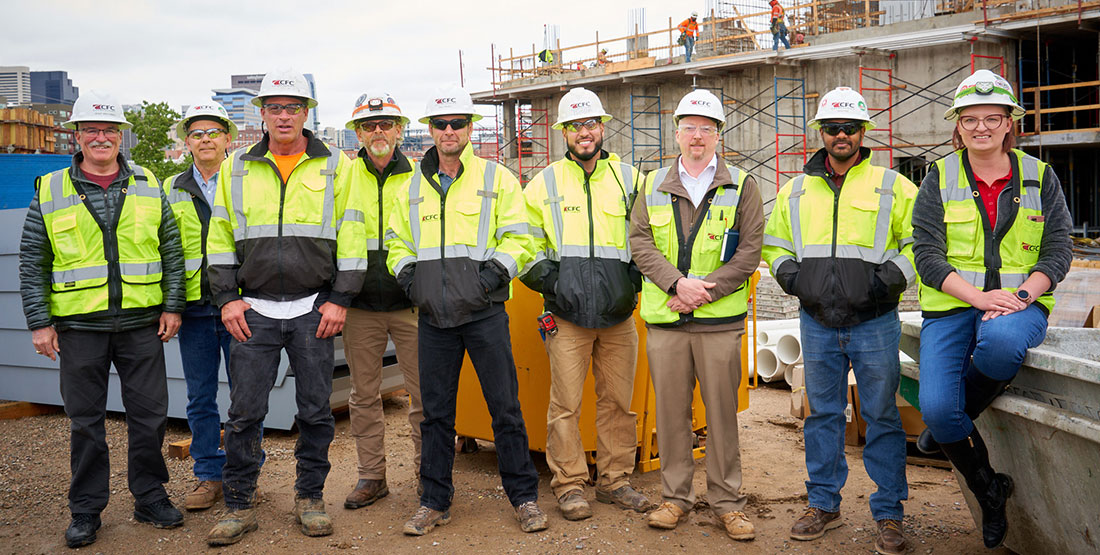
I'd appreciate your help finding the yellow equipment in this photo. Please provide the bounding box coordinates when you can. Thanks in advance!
[454,271,759,472]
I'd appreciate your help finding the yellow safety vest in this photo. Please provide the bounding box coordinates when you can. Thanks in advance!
[639,164,749,325]
[38,165,164,317]
[163,175,205,302]
[919,149,1053,313]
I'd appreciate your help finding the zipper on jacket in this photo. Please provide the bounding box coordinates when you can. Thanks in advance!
[584,169,595,314]
[377,180,386,298]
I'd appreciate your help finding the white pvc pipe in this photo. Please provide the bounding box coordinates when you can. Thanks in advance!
[757,329,773,346]
[784,363,796,387]
[756,346,791,383]
[776,332,803,365]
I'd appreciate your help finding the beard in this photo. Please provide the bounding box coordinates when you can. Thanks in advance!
[368,141,394,158]
[568,137,603,161]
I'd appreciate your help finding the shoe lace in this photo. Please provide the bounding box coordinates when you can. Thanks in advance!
[72,513,96,525]
[517,501,540,519]
[801,507,821,519]
[148,498,174,510]
[880,519,902,532]
[413,506,433,520]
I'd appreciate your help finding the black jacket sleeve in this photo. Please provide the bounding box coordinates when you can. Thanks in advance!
[1032,167,1073,290]
[157,188,187,313]
[19,191,54,330]
[911,171,954,290]
[519,259,559,296]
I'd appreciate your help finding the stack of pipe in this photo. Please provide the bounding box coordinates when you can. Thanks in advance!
[749,318,802,386]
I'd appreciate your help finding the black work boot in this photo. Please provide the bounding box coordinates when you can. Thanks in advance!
[134,497,184,529]
[917,369,1010,455]
[939,428,1013,548]
[65,513,101,548]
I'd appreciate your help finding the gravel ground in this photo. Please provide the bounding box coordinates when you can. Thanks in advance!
[0,385,1004,554]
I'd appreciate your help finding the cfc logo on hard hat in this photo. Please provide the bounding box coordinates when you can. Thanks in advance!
[92,104,115,111]
[689,100,711,107]
[272,79,295,86]
[1021,242,1041,253]
[435,98,456,105]
[831,102,857,109]
[570,102,591,109]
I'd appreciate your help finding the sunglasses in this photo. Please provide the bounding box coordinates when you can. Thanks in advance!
[186,129,227,140]
[430,118,470,131]
[820,122,863,136]
[564,118,601,132]
[263,103,306,115]
[358,119,397,132]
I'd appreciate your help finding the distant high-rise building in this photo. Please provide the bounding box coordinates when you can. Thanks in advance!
[231,72,319,132]
[30,71,78,105]
[212,88,261,130]
[0,66,32,105]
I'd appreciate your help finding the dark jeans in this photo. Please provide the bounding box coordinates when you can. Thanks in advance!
[58,325,170,514]
[222,307,335,509]
[178,311,233,481]
[418,310,539,512]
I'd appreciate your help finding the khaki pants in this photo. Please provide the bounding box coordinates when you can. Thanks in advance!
[345,307,422,480]
[545,317,639,498]
[646,327,747,515]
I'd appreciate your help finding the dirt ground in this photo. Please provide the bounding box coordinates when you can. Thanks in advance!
[0,385,1006,554]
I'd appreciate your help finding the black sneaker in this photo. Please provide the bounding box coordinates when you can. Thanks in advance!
[134,498,183,529]
[65,513,101,548]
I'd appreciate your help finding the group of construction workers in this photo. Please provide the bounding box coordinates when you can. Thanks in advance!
[19,66,1069,553]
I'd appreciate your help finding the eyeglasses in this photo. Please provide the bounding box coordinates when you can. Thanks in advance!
[430,118,471,131]
[958,114,1006,131]
[80,127,120,139]
[564,118,601,133]
[263,103,306,115]
[820,122,863,136]
[186,129,227,140]
[678,124,718,136]
[358,119,397,132]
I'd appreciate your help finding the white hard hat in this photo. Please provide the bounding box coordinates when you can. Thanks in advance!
[691,11,699,17]
[808,87,877,130]
[345,92,410,130]
[944,69,1025,121]
[250,69,317,108]
[64,91,131,130]
[419,84,482,124]
[552,88,613,129]
[674,89,725,129]
[176,101,238,141]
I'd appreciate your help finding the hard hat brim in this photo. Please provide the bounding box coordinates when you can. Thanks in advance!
[418,113,484,125]
[551,113,613,130]
[943,100,1026,122]
[63,118,133,131]
[251,96,319,109]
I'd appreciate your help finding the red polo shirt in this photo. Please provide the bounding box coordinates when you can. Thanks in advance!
[974,170,1012,228]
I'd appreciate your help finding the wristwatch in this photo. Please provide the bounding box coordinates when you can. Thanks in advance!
[1016,289,1033,304]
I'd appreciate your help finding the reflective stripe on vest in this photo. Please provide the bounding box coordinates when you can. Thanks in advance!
[228,146,341,242]
[919,149,1052,313]
[538,162,631,264]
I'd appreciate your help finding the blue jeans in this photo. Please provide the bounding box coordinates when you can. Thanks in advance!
[800,309,908,521]
[772,22,790,51]
[684,36,695,62]
[918,305,1047,444]
[222,305,335,509]
[417,310,539,512]
[178,310,233,481]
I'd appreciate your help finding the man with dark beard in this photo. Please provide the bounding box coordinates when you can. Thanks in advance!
[520,87,650,521]
[762,87,917,555]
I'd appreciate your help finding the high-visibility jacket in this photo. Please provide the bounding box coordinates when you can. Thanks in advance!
[37,164,166,317]
[771,4,785,19]
[763,148,917,328]
[206,130,367,307]
[678,18,699,38]
[385,143,534,329]
[638,163,749,326]
[520,152,641,328]
[340,148,415,312]
[918,149,1054,314]
[163,168,210,303]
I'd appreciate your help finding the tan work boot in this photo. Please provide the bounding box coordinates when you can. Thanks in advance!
[515,501,549,533]
[875,519,908,555]
[557,490,592,521]
[790,507,842,540]
[207,508,258,546]
[185,480,222,511]
[294,497,333,537]
[403,505,451,536]
[595,485,655,513]
[344,478,389,509]
[718,510,756,541]
[647,501,688,530]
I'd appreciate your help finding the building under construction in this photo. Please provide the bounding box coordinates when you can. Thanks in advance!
[471,0,1100,236]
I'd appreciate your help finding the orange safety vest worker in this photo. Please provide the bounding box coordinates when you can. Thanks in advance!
[678,18,699,38]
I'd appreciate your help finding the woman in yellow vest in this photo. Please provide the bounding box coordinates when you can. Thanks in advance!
[911,70,1072,549]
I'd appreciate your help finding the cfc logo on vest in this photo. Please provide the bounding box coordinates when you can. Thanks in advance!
[563,206,581,213]
[422,214,441,222]
[1021,242,1041,253]
[707,232,722,241]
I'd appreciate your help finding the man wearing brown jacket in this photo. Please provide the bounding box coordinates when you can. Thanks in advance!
[628,89,764,542]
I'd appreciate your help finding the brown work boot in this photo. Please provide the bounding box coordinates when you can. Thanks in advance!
[718,510,756,541]
[790,507,843,540]
[875,519,908,555]
[185,480,222,511]
[207,508,258,546]
[403,505,451,536]
[647,501,688,530]
[595,484,655,513]
[515,501,549,532]
[344,478,389,509]
[294,497,333,537]
[557,490,593,521]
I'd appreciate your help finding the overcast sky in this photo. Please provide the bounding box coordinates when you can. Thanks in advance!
[4,0,707,130]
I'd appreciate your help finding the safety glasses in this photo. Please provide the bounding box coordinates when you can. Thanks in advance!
[564,118,601,132]
[186,129,227,140]
[263,103,306,115]
[430,118,471,131]
[358,119,397,132]
[819,122,863,136]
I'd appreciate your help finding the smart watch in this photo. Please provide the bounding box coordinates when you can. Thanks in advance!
[1016,289,1033,304]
